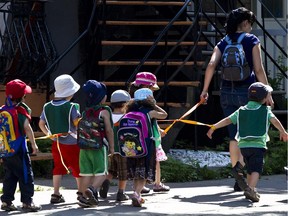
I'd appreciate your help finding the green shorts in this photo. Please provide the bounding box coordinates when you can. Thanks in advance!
[79,147,109,176]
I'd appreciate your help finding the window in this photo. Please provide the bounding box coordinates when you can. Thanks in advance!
[261,0,284,18]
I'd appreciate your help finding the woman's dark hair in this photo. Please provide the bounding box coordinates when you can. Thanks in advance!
[225,7,256,35]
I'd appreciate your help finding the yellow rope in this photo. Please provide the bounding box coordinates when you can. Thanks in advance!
[55,134,70,174]
[163,98,206,133]
[29,133,70,174]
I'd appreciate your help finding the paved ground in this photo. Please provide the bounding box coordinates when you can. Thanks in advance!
[1,174,287,215]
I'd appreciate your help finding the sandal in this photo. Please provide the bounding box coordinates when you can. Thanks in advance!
[1,202,18,211]
[131,192,143,207]
[22,202,42,212]
[50,194,65,203]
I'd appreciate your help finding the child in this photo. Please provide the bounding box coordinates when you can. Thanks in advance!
[130,71,170,193]
[38,74,81,204]
[125,88,167,207]
[207,82,288,202]
[77,80,114,207]
[99,89,131,201]
[0,79,41,212]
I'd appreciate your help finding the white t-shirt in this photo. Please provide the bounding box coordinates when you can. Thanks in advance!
[112,113,124,123]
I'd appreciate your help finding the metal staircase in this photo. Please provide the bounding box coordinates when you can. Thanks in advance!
[0,0,57,86]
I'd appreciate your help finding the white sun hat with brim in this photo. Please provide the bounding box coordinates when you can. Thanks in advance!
[54,74,80,98]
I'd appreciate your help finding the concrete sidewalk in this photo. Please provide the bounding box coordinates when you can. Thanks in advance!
[1,174,287,215]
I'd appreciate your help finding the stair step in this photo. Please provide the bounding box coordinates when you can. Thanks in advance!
[273,110,288,115]
[99,20,207,26]
[98,60,205,66]
[101,41,208,46]
[101,1,191,6]
[187,12,227,18]
[105,101,191,108]
[103,81,200,87]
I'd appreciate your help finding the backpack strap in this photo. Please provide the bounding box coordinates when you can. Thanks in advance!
[16,106,31,121]
[237,32,246,43]
[224,35,232,45]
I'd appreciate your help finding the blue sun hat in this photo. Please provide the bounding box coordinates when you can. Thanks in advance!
[83,80,107,106]
[134,88,153,101]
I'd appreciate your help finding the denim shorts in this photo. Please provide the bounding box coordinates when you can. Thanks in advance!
[240,148,266,174]
[220,85,249,140]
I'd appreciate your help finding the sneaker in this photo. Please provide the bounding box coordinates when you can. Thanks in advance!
[77,195,92,208]
[231,162,249,191]
[50,194,65,204]
[233,182,242,192]
[131,192,142,207]
[99,179,110,199]
[22,202,42,212]
[116,192,129,201]
[244,188,260,202]
[140,186,150,194]
[153,183,170,192]
[85,186,99,206]
[1,202,18,211]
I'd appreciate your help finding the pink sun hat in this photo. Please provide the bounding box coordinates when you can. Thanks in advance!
[132,72,159,90]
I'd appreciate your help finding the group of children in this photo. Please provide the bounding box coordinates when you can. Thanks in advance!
[1,72,287,212]
[0,72,170,211]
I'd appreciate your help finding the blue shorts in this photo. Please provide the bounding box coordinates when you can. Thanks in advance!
[240,148,266,174]
[220,85,249,140]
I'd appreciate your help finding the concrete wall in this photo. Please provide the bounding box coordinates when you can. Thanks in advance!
[44,0,87,109]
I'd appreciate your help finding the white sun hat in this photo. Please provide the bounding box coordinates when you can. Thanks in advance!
[54,74,80,98]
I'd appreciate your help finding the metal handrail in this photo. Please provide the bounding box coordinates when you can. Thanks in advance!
[36,0,98,82]
[126,0,194,85]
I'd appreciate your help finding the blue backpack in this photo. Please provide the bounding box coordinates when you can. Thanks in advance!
[221,33,250,81]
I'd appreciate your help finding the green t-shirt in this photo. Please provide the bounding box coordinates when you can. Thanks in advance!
[229,101,274,149]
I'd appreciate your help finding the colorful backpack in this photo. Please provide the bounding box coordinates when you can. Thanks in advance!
[221,33,250,81]
[117,111,152,158]
[77,106,110,149]
[0,100,25,158]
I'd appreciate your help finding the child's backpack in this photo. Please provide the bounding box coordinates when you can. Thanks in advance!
[221,33,250,81]
[78,106,109,149]
[117,111,152,158]
[0,101,24,158]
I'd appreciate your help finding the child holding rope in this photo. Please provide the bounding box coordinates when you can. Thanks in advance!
[207,82,288,202]
[39,74,81,204]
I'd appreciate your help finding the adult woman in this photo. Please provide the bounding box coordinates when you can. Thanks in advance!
[200,7,274,191]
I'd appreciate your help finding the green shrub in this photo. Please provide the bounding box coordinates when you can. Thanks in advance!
[263,129,287,175]
[160,157,199,182]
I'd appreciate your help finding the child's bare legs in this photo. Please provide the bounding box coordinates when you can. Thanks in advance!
[118,180,127,191]
[246,172,259,190]
[230,140,244,167]
[50,175,66,204]
[230,140,247,191]
[91,175,106,190]
[154,161,161,185]
[79,176,92,196]
[133,179,146,194]
[244,172,260,202]
[153,161,170,192]
[52,175,62,195]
